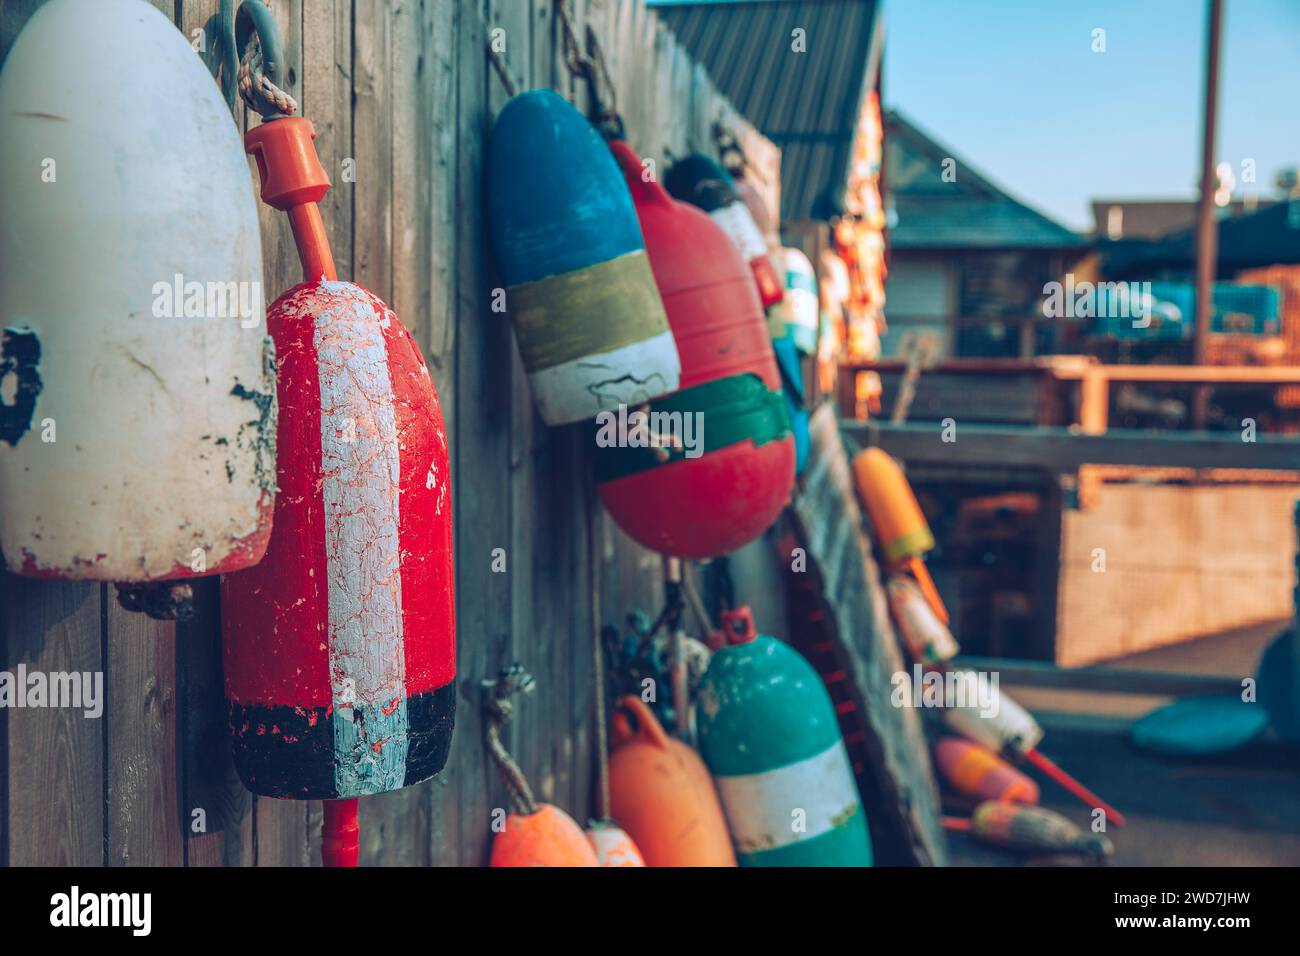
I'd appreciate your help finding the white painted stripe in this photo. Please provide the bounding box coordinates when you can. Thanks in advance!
[527,329,681,425]
[709,203,768,261]
[713,740,860,853]
[314,285,409,797]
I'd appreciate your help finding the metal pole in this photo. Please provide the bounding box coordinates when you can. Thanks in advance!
[1192,0,1224,429]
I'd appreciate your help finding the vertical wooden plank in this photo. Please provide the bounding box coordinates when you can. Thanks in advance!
[493,0,531,817]
[105,603,183,866]
[305,0,354,283]
[422,0,459,377]
[419,0,461,867]
[177,578,250,867]
[567,430,595,821]
[513,0,548,815]
[3,576,104,866]
[353,0,391,301]
[456,0,513,867]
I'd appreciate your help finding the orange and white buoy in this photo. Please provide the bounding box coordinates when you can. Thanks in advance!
[586,820,646,867]
[933,737,1039,805]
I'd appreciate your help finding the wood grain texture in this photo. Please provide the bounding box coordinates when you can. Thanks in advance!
[3,577,104,866]
[455,0,512,868]
[0,0,784,866]
[106,600,182,866]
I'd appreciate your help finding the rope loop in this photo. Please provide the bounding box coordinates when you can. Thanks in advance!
[234,1,298,119]
[481,664,538,816]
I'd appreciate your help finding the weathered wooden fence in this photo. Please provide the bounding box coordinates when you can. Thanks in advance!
[0,0,778,866]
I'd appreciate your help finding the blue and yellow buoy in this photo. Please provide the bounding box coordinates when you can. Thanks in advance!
[486,89,680,425]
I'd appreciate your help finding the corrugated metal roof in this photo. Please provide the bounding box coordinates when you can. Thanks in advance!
[885,110,1083,250]
[653,0,882,223]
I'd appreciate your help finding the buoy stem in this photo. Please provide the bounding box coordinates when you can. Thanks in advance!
[321,798,360,867]
[1024,748,1127,828]
[287,203,338,283]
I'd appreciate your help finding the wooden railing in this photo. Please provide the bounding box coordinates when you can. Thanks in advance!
[839,358,1300,433]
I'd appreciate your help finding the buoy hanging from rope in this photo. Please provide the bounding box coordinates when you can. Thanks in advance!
[595,139,794,560]
[696,607,874,866]
[608,695,736,866]
[219,1,455,866]
[485,89,680,425]
[665,154,784,309]
[0,0,275,620]
[483,666,598,867]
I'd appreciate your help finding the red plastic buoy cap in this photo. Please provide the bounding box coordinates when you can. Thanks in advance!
[721,606,758,645]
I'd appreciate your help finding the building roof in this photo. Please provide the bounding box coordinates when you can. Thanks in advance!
[885,110,1084,251]
[1098,199,1300,279]
[651,0,882,223]
[1090,198,1276,240]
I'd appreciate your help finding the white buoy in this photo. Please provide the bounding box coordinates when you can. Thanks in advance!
[0,0,275,582]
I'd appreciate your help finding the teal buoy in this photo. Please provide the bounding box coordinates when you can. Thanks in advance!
[696,607,872,866]
[1131,695,1269,756]
[1258,630,1300,745]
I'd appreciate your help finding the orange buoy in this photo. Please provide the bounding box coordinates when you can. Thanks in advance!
[608,696,736,867]
[934,737,1039,805]
[483,666,597,867]
[490,804,599,868]
[853,448,933,560]
[586,820,647,867]
[853,447,948,625]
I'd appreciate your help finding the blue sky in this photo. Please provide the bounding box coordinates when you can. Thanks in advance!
[884,0,1300,232]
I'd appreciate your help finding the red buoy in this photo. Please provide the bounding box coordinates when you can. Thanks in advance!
[595,140,794,560]
[221,112,455,861]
